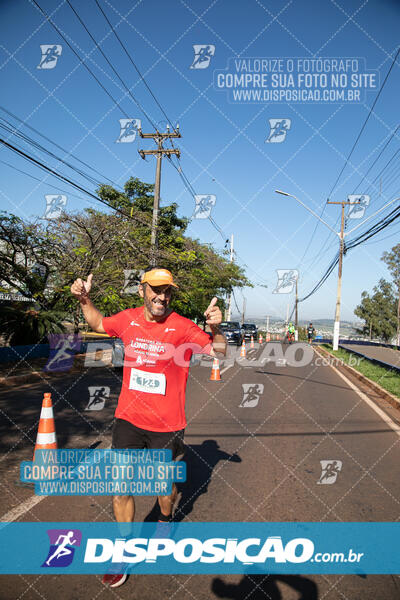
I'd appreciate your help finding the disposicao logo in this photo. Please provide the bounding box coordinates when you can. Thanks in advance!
[83,536,314,565]
[42,529,82,567]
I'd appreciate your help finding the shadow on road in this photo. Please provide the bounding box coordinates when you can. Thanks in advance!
[212,572,318,599]
[255,370,355,392]
[143,440,242,522]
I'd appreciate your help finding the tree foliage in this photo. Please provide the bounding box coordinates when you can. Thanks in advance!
[354,278,397,341]
[0,177,251,343]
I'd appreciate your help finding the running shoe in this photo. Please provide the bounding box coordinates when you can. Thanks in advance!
[102,563,128,588]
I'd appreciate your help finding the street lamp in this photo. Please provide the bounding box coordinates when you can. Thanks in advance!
[275,190,344,351]
[275,190,400,350]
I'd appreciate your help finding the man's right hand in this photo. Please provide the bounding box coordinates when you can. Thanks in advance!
[71,273,93,301]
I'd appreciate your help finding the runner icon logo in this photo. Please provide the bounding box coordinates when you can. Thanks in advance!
[193,195,216,219]
[273,269,298,294]
[190,45,215,69]
[42,529,82,567]
[122,269,145,294]
[240,384,264,407]
[43,194,67,219]
[85,386,110,411]
[266,119,291,143]
[116,118,141,143]
[317,460,342,484]
[347,194,370,220]
[37,45,62,69]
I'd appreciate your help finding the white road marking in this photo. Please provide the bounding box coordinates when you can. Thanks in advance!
[1,444,111,522]
[1,494,46,522]
[220,364,234,375]
[317,350,400,438]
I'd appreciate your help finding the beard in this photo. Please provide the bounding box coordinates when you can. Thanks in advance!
[144,294,169,317]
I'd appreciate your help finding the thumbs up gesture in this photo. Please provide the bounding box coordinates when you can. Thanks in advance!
[70,273,93,300]
[204,297,222,327]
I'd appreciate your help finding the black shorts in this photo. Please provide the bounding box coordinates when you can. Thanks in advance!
[112,418,185,460]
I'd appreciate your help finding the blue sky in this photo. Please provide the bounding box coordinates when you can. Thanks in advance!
[0,0,399,323]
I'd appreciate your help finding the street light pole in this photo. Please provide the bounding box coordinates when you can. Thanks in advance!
[327,200,347,351]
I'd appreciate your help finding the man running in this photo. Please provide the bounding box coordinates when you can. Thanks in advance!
[70,267,226,588]
[286,322,295,343]
[307,322,316,344]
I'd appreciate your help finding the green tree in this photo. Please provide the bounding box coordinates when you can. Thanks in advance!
[354,278,397,341]
[381,243,400,344]
[0,176,251,342]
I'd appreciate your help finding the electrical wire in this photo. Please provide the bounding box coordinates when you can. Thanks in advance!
[0,136,152,227]
[31,0,134,120]
[327,46,400,200]
[93,0,177,132]
[0,105,121,188]
[65,0,158,131]
[0,120,102,188]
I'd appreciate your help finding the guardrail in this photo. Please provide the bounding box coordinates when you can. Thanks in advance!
[337,344,400,375]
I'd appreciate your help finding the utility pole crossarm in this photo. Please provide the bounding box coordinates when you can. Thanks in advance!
[139,149,180,156]
[138,129,181,139]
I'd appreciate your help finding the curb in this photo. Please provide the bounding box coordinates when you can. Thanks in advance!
[314,345,400,410]
[0,353,91,387]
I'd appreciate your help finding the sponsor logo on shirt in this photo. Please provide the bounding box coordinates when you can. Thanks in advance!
[164,328,176,332]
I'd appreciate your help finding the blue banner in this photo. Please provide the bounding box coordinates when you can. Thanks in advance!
[0,522,398,574]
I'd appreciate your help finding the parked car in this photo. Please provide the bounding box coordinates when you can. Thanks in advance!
[219,321,244,346]
[242,323,258,341]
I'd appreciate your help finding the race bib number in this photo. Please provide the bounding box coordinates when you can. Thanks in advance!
[129,368,166,395]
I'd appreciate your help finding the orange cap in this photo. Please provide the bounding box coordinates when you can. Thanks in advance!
[140,268,179,288]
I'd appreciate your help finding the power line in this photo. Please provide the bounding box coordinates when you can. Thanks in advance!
[0,158,88,202]
[350,124,400,196]
[299,196,400,302]
[0,120,102,188]
[65,0,158,130]
[0,136,151,226]
[0,105,121,188]
[31,0,134,120]
[93,0,177,132]
[327,46,400,200]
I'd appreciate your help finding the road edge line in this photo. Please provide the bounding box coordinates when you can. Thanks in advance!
[313,347,400,438]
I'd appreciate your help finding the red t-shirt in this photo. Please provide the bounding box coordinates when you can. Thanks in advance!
[102,306,212,432]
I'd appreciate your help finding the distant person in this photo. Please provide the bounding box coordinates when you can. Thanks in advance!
[307,322,316,343]
[286,322,295,343]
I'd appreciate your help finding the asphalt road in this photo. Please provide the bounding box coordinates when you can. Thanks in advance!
[340,342,400,369]
[1,343,400,599]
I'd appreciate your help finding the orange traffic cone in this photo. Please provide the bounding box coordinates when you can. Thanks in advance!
[240,340,246,358]
[34,392,57,460]
[266,333,270,342]
[258,333,263,344]
[250,335,254,349]
[210,358,221,381]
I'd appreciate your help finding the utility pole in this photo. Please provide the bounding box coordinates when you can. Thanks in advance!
[295,278,298,328]
[327,199,354,351]
[225,234,234,321]
[266,315,270,334]
[276,189,400,351]
[241,297,246,325]
[138,126,181,265]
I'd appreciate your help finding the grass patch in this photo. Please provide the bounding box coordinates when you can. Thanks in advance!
[320,343,400,399]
